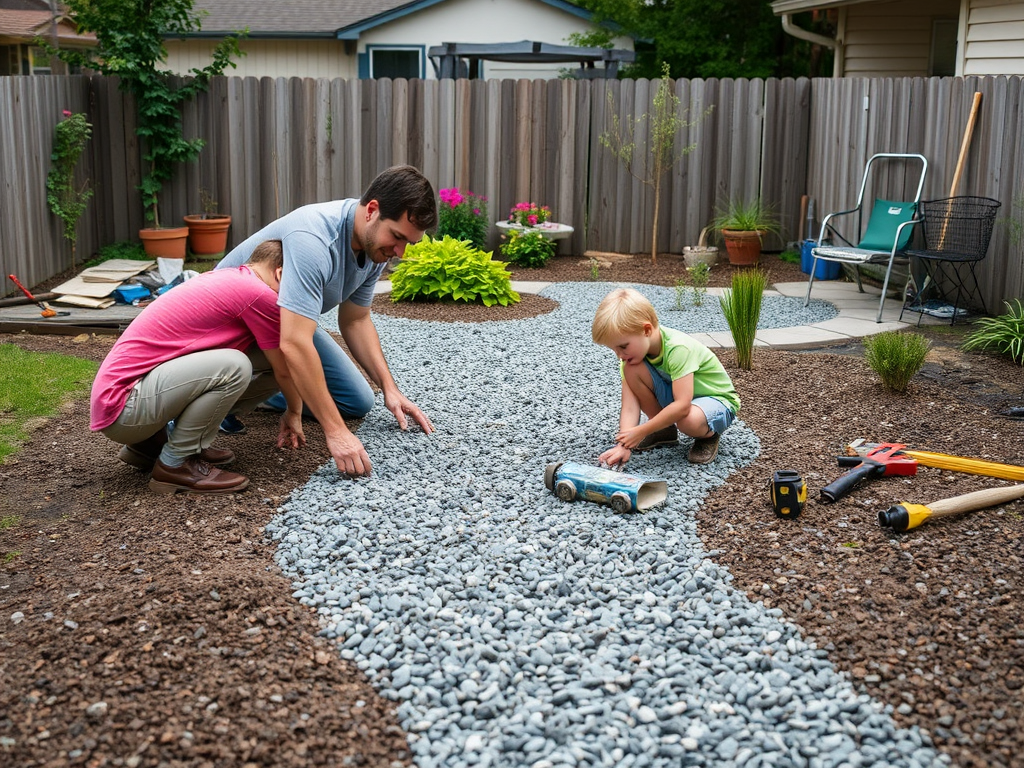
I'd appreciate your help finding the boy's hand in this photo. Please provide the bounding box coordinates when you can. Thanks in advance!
[599,444,632,468]
[614,424,648,450]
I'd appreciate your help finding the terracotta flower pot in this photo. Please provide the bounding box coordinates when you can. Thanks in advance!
[184,214,232,257]
[139,226,189,260]
[721,229,765,266]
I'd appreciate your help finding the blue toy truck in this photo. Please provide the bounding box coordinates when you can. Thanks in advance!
[544,461,667,514]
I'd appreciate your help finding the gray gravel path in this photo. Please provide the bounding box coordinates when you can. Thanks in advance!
[266,283,944,768]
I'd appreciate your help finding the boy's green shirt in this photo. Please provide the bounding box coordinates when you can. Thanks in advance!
[620,325,741,413]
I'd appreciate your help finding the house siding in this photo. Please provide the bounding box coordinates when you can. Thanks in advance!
[164,39,358,80]
[841,0,961,77]
[164,0,631,81]
[964,0,1024,74]
[359,0,632,80]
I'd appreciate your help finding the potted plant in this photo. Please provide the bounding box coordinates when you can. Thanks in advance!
[711,199,780,266]
[48,0,243,261]
[682,225,719,269]
[184,187,232,257]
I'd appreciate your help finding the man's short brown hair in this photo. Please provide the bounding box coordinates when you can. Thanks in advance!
[247,239,283,271]
[360,165,438,231]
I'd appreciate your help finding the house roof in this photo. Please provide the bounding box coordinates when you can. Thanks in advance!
[770,0,872,14]
[188,0,597,38]
[0,8,94,44]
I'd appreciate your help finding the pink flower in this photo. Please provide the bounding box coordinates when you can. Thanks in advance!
[62,109,72,117]
[473,208,480,215]
[528,214,538,225]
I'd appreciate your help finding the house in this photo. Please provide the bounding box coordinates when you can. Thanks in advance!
[163,0,634,81]
[0,0,94,75]
[772,0,1024,77]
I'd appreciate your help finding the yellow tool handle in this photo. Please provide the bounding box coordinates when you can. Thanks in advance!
[927,485,1024,518]
[902,450,1024,482]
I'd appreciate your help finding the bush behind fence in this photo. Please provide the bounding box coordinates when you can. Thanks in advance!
[1,74,1021,309]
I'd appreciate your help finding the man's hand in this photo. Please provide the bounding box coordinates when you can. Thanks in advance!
[614,424,649,450]
[276,411,306,450]
[384,390,434,434]
[599,444,632,468]
[326,431,373,476]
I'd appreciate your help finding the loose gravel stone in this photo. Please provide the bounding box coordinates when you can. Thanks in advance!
[266,282,942,767]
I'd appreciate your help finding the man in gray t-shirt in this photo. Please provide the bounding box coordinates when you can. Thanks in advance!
[217,165,438,477]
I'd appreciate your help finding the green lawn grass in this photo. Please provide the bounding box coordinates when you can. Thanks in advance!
[0,344,98,463]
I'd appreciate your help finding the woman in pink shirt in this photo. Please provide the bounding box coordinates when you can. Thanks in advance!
[90,241,304,494]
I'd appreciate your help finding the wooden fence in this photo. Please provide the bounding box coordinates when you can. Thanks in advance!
[2,73,1021,309]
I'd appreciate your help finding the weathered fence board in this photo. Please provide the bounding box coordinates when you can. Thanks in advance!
[2,74,1020,310]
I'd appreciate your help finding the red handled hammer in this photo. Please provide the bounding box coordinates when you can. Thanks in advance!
[820,443,917,504]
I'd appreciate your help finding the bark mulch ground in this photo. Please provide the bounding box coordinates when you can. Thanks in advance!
[2,251,1023,766]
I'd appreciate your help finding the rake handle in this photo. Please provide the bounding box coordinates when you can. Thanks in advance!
[938,92,983,250]
[926,485,1024,519]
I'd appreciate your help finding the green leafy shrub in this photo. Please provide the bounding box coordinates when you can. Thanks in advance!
[499,229,556,268]
[962,299,1024,365]
[863,331,931,392]
[674,276,687,310]
[688,262,710,306]
[719,269,768,370]
[390,236,520,307]
[436,188,489,249]
[82,241,150,269]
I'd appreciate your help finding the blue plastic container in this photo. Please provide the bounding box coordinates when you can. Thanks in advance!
[800,239,841,280]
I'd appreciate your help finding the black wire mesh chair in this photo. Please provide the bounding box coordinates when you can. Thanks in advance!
[900,196,1001,325]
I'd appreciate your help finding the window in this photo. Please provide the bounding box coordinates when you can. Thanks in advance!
[369,47,422,79]
[0,46,18,76]
[929,20,958,77]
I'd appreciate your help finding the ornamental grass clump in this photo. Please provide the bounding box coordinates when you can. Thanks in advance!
[390,236,520,307]
[961,299,1024,365]
[720,269,768,370]
[863,331,931,393]
[436,188,489,249]
[499,229,556,268]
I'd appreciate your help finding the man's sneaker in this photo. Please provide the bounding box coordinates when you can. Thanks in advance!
[119,438,235,471]
[148,456,249,495]
[634,426,679,452]
[219,414,247,434]
[687,433,721,464]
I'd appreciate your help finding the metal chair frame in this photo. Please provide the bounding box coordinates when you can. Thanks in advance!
[803,153,928,322]
[900,196,1001,325]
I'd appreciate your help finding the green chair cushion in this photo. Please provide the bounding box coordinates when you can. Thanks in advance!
[857,199,917,252]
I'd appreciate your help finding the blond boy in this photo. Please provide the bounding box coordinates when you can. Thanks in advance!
[592,288,740,466]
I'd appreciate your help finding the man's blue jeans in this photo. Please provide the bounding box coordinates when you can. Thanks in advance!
[264,325,376,418]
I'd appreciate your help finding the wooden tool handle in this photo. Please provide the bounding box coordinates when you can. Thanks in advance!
[928,485,1024,518]
[949,92,983,198]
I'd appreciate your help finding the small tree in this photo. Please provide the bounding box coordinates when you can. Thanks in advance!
[47,0,244,228]
[600,62,709,263]
[46,110,94,269]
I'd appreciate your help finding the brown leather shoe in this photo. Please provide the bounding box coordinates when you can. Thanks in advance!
[635,425,679,452]
[148,456,249,495]
[687,433,721,464]
[120,438,235,470]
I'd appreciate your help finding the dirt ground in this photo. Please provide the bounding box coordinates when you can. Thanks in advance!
[2,252,1023,767]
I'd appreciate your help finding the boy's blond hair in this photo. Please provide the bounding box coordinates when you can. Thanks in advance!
[592,288,660,344]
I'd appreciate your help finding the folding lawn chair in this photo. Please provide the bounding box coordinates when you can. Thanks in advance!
[804,153,928,322]
[900,196,1001,325]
